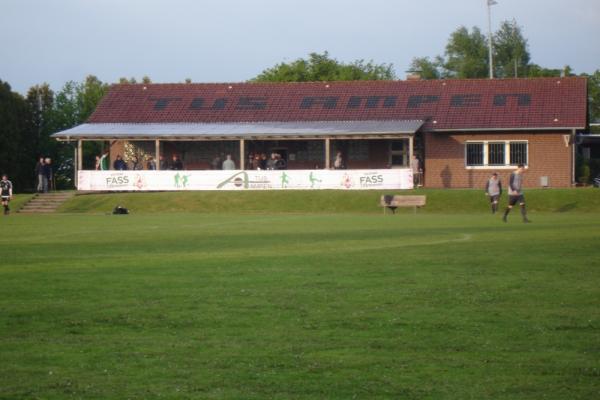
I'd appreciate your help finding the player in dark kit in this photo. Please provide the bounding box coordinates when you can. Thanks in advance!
[502,164,530,223]
[1,174,13,215]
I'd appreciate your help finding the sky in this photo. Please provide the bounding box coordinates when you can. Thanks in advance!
[1,0,599,94]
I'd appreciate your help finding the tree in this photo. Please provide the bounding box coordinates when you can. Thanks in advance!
[26,75,110,189]
[252,51,396,82]
[443,26,489,79]
[583,69,600,123]
[0,80,37,190]
[494,19,530,78]
[408,56,444,80]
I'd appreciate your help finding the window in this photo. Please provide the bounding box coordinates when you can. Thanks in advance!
[510,142,528,165]
[465,141,528,168]
[389,140,409,167]
[466,143,484,166]
[488,143,505,165]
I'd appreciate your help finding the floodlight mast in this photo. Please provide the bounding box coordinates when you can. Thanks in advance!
[487,0,497,79]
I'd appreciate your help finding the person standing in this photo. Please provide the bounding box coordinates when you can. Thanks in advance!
[1,174,13,215]
[503,164,530,223]
[333,151,344,169]
[222,154,236,170]
[410,154,421,188]
[170,155,183,170]
[42,158,53,192]
[485,172,502,214]
[35,157,45,192]
[113,155,127,170]
[146,156,157,170]
[99,151,109,170]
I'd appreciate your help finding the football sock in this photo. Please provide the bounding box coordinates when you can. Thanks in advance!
[520,205,529,222]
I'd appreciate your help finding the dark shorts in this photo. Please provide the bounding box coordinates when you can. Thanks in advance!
[1,196,9,202]
[509,194,525,206]
[489,194,500,203]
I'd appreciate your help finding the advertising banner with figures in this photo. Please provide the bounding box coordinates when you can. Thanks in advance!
[77,169,413,191]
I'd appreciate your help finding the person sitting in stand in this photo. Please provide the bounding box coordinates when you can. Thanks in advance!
[113,155,127,170]
[170,154,183,170]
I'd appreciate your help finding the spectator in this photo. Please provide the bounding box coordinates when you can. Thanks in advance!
[266,153,277,170]
[259,153,267,170]
[131,155,142,170]
[99,151,109,170]
[42,158,53,192]
[252,154,260,170]
[222,154,236,170]
[247,153,255,170]
[146,156,157,170]
[35,157,44,192]
[159,155,168,170]
[211,154,222,170]
[170,155,183,170]
[113,155,127,170]
[334,151,344,169]
[94,155,101,170]
[274,154,286,170]
[410,154,422,187]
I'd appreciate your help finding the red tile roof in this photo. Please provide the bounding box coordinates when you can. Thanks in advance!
[88,78,587,131]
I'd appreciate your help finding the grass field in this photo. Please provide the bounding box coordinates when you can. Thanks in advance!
[1,190,600,399]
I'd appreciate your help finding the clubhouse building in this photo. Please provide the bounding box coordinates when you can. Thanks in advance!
[52,77,588,190]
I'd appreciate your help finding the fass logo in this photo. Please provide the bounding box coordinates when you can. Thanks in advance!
[359,173,384,187]
[105,174,130,188]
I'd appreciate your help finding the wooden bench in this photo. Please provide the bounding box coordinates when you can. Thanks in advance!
[380,195,426,214]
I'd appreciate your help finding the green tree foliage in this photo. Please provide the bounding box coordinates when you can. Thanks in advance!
[408,57,444,80]
[443,26,489,79]
[252,51,396,82]
[582,69,600,122]
[23,76,110,189]
[0,80,37,190]
[494,19,530,78]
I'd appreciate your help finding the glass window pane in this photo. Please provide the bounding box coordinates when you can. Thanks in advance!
[510,142,528,165]
[391,155,406,166]
[466,143,484,166]
[391,141,405,151]
[488,143,505,165]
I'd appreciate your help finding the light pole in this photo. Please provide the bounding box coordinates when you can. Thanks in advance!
[487,0,497,79]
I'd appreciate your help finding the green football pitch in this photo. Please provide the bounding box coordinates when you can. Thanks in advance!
[1,208,599,398]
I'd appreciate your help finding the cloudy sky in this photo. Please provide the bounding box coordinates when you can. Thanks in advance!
[1,0,599,94]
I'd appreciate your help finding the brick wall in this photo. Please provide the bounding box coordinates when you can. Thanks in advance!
[424,131,573,188]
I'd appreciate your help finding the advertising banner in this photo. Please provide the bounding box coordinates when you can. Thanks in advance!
[77,169,413,191]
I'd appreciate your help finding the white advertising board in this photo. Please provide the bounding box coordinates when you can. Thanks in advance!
[77,169,413,191]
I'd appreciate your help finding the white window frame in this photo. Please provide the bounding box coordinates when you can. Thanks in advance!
[464,140,528,169]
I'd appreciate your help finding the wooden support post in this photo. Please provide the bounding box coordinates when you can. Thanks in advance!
[155,139,160,170]
[77,139,83,172]
[325,138,331,169]
[74,141,78,188]
[408,136,414,162]
[240,139,245,170]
